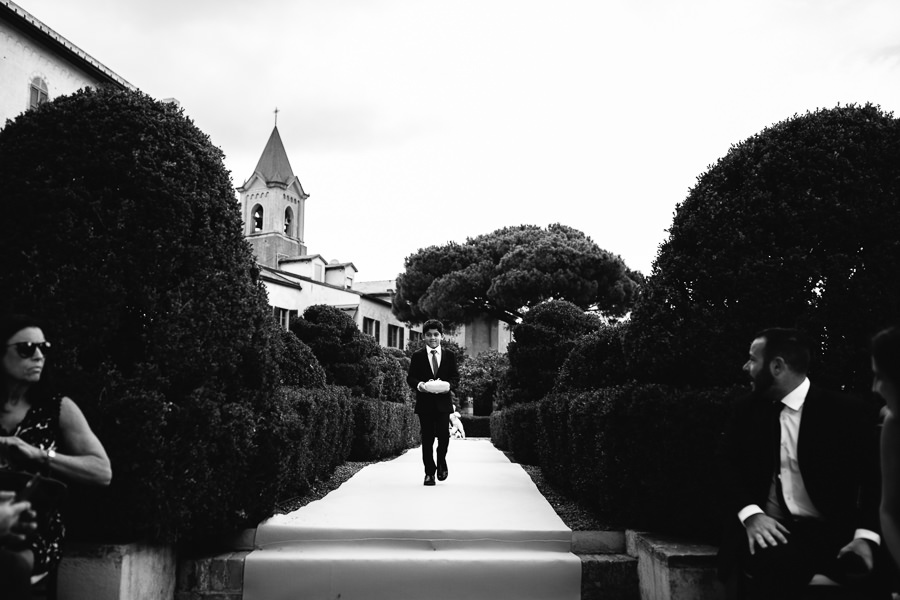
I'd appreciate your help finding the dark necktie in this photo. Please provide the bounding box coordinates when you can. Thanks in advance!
[431,350,439,376]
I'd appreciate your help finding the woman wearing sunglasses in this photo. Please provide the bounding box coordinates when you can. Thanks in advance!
[1,314,111,592]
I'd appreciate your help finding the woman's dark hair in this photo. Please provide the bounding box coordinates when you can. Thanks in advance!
[872,326,900,386]
[0,313,44,346]
[1,313,54,402]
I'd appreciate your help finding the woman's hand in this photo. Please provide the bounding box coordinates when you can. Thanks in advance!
[0,435,46,465]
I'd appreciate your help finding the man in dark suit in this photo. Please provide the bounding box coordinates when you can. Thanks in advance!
[719,327,884,599]
[406,319,459,486]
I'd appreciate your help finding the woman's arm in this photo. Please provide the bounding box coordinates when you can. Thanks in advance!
[880,413,900,570]
[50,397,112,486]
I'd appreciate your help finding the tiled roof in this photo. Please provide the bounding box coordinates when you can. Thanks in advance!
[252,126,295,185]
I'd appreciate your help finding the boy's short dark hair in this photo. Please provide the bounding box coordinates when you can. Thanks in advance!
[422,319,443,335]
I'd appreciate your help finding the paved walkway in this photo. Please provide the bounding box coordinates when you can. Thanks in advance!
[243,438,581,600]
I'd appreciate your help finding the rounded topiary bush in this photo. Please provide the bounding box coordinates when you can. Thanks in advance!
[555,323,628,392]
[276,328,326,389]
[504,300,600,405]
[627,104,900,391]
[292,305,409,402]
[0,87,285,543]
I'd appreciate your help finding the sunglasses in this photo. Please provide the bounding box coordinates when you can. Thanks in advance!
[6,341,51,358]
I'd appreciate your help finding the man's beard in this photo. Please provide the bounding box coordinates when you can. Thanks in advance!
[750,363,776,399]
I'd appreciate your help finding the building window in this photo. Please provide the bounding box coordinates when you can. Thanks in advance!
[388,325,404,349]
[363,317,380,343]
[314,263,324,282]
[409,330,421,346]
[29,77,48,109]
[272,306,297,330]
[284,207,293,236]
[252,204,264,233]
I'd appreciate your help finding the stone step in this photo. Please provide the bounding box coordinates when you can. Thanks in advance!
[243,545,581,600]
[176,549,640,600]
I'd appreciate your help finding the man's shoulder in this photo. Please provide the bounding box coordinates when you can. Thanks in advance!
[808,384,858,405]
[807,384,878,417]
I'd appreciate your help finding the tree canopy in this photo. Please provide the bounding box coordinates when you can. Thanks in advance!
[392,224,641,327]
[626,103,900,391]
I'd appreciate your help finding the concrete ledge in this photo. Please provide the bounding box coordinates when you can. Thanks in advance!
[176,551,249,600]
[580,553,640,600]
[573,530,626,554]
[626,530,725,600]
[58,542,176,600]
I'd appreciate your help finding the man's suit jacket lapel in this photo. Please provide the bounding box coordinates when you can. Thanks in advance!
[796,385,827,475]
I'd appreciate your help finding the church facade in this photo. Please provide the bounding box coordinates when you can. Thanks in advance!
[237,126,424,351]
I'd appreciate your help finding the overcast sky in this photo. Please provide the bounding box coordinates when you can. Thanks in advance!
[15,0,900,281]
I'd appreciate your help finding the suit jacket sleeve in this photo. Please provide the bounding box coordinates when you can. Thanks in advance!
[442,350,460,392]
[406,350,429,392]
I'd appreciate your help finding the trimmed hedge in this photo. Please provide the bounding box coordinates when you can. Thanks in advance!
[490,402,540,465]
[494,384,744,540]
[349,398,419,461]
[251,386,354,518]
[459,415,491,438]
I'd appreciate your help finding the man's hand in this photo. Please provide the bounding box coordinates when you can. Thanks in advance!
[744,513,790,554]
[836,538,875,575]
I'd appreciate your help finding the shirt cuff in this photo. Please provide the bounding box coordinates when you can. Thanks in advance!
[738,505,764,525]
[854,529,881,546]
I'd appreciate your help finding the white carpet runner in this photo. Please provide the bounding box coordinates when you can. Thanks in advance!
[243,438,581,600]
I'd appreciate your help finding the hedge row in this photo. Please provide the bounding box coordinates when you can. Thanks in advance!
[459,415,491,438]
[349,398,419,461]
[490,402,541,465]
[492,384,744,541]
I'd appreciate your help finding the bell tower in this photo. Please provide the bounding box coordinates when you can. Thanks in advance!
[237,124,308,268]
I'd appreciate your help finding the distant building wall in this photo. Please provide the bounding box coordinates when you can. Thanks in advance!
[448,314,511,357]
[0,1,132,127]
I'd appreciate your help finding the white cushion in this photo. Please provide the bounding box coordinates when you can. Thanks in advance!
[422,380,450,393]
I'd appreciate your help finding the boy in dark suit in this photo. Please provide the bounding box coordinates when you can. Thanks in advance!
[406,319,459,486]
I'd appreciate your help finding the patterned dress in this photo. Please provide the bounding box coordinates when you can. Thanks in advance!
[1,394,63,574]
